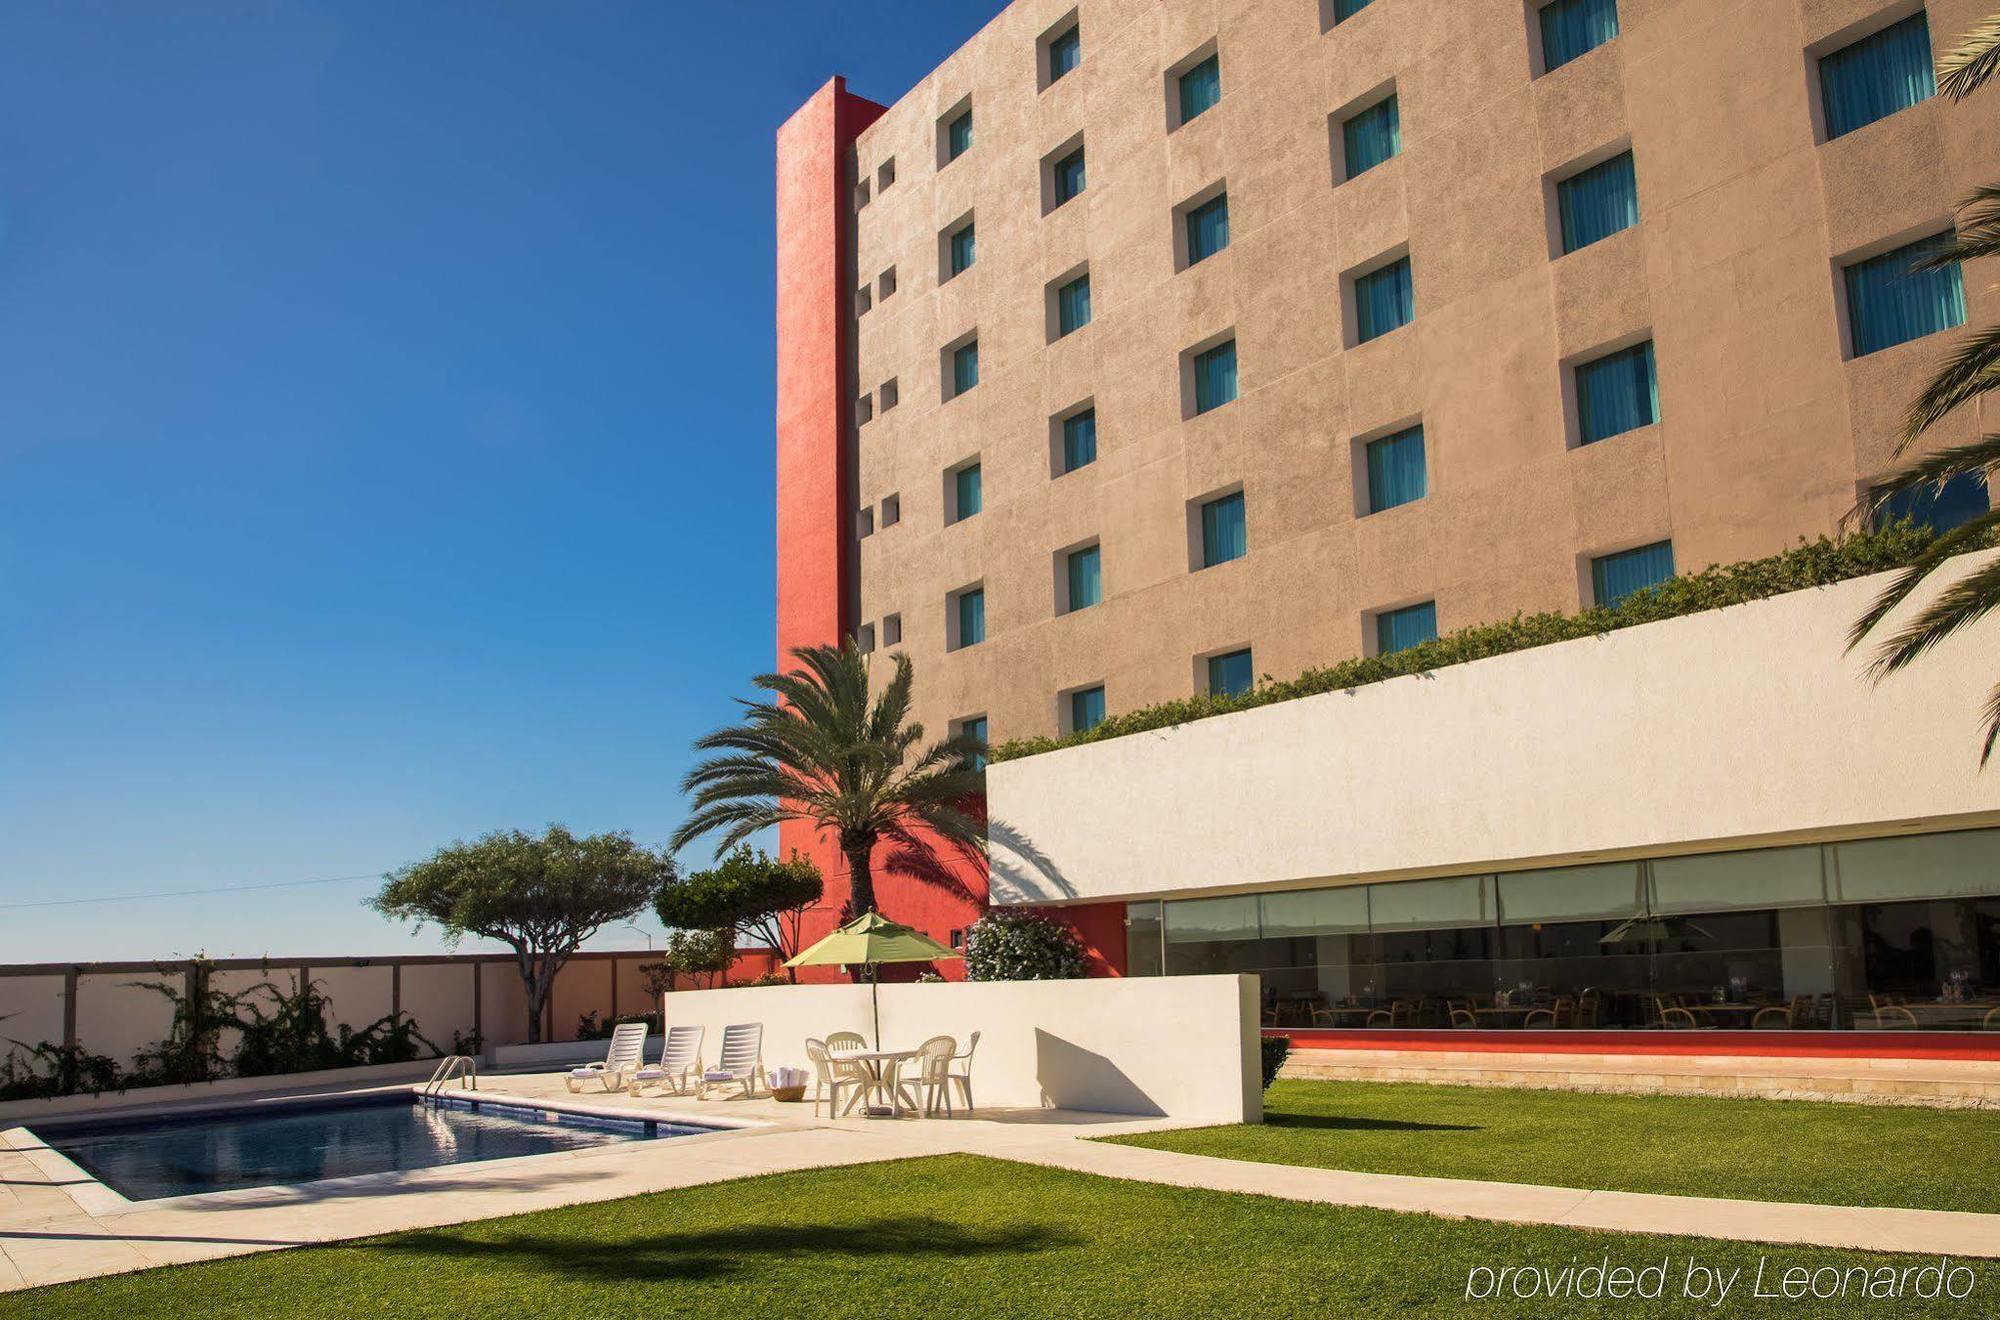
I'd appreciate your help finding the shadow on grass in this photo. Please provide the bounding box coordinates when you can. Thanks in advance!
[1267,1114,1480,1134]
[358,1216,1077,1282]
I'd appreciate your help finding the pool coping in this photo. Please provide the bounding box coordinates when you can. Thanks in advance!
[4,1083,780,1219]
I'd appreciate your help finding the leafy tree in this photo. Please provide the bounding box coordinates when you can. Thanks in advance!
[373,826,669,1043]
[655,928,736,990]
[962,909,1089,981]
[653,846,823,978]
[670,642,984,921]
[1852,14,2000,759]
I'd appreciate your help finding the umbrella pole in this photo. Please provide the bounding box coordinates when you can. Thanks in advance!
[870,961,881,1051]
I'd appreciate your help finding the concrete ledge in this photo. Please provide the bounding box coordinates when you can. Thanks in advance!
[0,1059,439,1125]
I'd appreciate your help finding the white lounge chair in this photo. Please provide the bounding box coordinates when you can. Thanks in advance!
[630,1024,704,1096]
[697,1022,765,1100]
[565,1021,647,1093]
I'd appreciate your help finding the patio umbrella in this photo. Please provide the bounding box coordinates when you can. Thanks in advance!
[784,910,960,1050]
[1598,915,1715,946]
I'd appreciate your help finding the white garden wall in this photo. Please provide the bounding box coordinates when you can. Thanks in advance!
[662,974,1261,1123]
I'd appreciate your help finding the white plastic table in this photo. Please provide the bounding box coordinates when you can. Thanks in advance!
[828,1047,920,1117]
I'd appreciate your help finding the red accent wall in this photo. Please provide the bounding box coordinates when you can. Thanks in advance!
[772,78,1127,978]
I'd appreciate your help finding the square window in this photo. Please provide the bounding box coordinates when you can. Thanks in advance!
[955,715,988,769]
[883,612,902,645]
[881,493,900,527]
[878,158,896,190]
[1178,54,1221,124]
[1365,426,1427,513]
[1341,95,1400,180]
[1065,544,1102,612]
[1206,648,1254,698]
[1192,339,1238,414]
[1575,341,1658,444]
[1200,491,1247,568]
[952,588,986,649]
[1539,0,1619,74]
[856,286,872,316]
[946,108,974,162]
[855,178,870,210]
[1820,12,1935,140]
[1591,541,1674,608]
[1556,151,1639,254]
[952,462,983,523]
[1185,192,1230,265]
[1845,234,1965,358]
[948,221,976,278]
[857,622,876,652]
[880,379,898,411]
[1053,146,1087,206]
[1353,257,1414,343]
[1060,408,1098,473]
[879,267,897,299]
[1048,24,1081,83]
[1069,685,1106,733]
[1056,273,1092,337]
[1330,0,1377,23]
[856,394,873,425]
[950,339,980,397]
[1376,601,1438,654]
[1873,473,1990,535]
[857,507,874,538]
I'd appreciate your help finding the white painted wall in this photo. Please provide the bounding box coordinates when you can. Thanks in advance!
[988,555,2000,907]
[661,974,1261,1123]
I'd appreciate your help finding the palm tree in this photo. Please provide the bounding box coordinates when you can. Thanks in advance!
[1851,14,2000,760]
[670,642,986,920]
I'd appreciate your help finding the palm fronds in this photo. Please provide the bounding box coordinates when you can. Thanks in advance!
[1937,13,2000,101]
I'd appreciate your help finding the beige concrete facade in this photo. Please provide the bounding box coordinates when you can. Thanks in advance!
[840,0,1999,747]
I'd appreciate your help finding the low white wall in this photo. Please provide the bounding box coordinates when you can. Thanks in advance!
[989,554,2000,906]
[0,1058,437,1126]
[662,974,1261,1123]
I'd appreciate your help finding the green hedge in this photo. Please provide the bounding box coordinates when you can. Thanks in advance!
[989,523,1955,765]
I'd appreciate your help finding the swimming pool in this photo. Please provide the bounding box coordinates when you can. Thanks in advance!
[32,1092,718,1201]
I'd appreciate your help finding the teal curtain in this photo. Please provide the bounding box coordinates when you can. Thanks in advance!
[947,110,972,160]
[1186,193,1229,264]
[1058,274,1092,336]
[1365,426,1427,512]
[1062,409,1097,471]
[1193,340,1237,413]
[1066,545,1102,611]
[1049,25,1081,80]
[1355,257,1413,343]
[949,224,975,276]
[1207,649,1253,697]
[954,463,982,520]
[956,589,985,647]
[1576,341,1657,444]
[1054,148,1086,204]
[1069,686,1106,732]
[1201,491,1247,566]
[1540,0,1619,72]
[1178,55,1221,124]
[1820,13,1934,139]
[1558,151,1638,253]
[1592,541,1674,608]
[1846,234,1965,357]
[1876,473,1991,534]
[1333,0,1376,20]
[1376,601,1437,654]
[1342,96,1400,179]
[952,341,979,396]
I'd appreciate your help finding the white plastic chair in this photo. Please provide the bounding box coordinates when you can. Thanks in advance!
[912,1035,958,1116]
[944,1030,978,1114]
[564,1021,647,1093]
[630,1024,704,1096]
[698,1022,766,1099]
[804,1037,868,1117]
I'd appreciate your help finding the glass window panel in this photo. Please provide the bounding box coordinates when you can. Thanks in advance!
[1200,491,1247,566]
[1874,472,1990,535]
[1207,648,1253,697]
[1833,829,2000,904]
[1260,886,1370,937]
[1375,601,1436,654]
[1367,874,1493,931]
[1576,341,1658,443]
[949,224,975,276]
[1846,234,1967,357]
[1540,0,1619,73]
[1333,0,1376,21]
[1048,25,1080,80]
[1054,148,1086,204]
[1066,545,1102,610]
[1069,685,1106,732]
[1650,846,1826,914]
[955,589,984,647]
[1354,257,1414,342]
[1193,340,1238,412]
[1178,55,1220,124]
[1820,12,1935,140]
[1342,96,1401,179]
[1057,274,1092,336]
[1165,894,1261,943]
[1062,409,1097,471]
[1365,426,1426,512]
[947,110,973,160]
[1125,901,1163,976]
[1185,193,1230,264]
[953,463,982,520]
[1592,540,1674,608]
[1497,862,1642,924]
[1557,151,1639,254]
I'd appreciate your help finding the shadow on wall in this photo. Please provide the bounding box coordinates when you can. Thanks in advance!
[987,819,1077,904]
[1034,1028,1164,1117]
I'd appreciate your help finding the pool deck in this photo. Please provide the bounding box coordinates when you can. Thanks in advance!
[4,1070,2000,1292]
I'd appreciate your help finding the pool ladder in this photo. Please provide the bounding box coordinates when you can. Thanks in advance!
[422,1054,478,1096]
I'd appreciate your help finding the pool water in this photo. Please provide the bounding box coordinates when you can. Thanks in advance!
[34,1093,714,1201]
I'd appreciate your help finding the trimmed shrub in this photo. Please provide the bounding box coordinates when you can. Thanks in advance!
[1260,1035,1291,1091]
[963,909,1090,981]
[990,524,1955,764]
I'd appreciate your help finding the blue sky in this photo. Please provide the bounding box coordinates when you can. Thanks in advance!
[0,1,998,961]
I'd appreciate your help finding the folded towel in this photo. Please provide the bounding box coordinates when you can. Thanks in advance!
[702,1068,736,1082]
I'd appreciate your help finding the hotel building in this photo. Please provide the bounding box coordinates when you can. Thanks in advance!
[776,0,2000,1042]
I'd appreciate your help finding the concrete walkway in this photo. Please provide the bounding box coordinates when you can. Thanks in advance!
[3,1071,1997,1293]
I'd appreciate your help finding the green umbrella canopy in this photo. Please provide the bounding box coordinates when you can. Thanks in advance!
[785,910,960,969]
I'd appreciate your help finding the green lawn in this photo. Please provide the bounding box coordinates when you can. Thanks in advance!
[7,1156,1990,1318]
[1109,1080,2000,1213]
